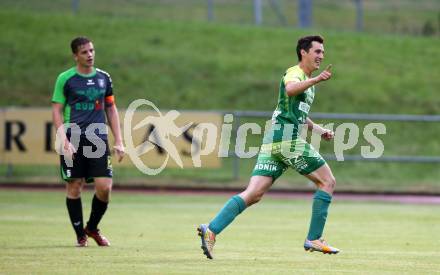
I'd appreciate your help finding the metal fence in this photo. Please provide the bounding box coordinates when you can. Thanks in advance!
[1,109,438,186]
[2,0,438,35]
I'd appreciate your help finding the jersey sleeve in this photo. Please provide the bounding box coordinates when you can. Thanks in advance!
[51,74,67,104]
[104,73,115,107]
[283,67,303,85]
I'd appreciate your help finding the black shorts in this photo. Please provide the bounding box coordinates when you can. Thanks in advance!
[60,136,112,183]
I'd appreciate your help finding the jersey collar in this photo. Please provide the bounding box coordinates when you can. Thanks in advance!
[75,67,96,78]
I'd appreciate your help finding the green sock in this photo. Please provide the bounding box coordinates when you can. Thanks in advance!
[307,189,332,241]
[208,195,247,235]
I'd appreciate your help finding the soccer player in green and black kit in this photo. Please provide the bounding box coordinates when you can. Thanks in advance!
[198,35,340,258]
[52,37,124,247]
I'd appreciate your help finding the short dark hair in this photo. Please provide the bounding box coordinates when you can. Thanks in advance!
[296,35,324,61]
[70,37,92,54]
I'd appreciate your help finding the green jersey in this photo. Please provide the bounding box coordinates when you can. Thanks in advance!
[263,65,316,143]
[51,67,114,139]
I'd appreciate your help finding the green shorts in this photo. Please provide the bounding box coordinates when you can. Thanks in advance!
[251,139,326,181]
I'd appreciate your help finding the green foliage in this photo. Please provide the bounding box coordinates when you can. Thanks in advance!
[422,20,436,36]
[0,10,439,114]
[0,190,439,274]
[1,0,439,34]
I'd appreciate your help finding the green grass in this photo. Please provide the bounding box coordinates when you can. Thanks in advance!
[0,10,439,113]
[1,0,439,35]
[0,190,439,274]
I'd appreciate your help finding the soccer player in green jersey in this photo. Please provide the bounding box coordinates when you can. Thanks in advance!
[52,37,125,247]
[198,35,339,258]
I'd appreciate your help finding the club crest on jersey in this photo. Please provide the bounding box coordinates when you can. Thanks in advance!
[292,156,308,170]
[98,79,105,88]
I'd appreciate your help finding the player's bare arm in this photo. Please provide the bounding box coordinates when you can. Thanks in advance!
[306,117,334,141]
[285,64,332,97]
[105,104,125,162]
[52,102,77,157]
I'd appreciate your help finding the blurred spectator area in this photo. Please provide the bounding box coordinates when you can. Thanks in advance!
[1,0,439,36]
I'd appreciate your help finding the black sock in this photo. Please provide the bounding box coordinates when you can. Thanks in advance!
[66,197,85,239]
[86,194,108,231]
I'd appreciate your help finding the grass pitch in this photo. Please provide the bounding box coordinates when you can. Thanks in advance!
[0,189,439,274]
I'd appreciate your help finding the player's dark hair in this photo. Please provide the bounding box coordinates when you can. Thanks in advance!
[70,37,92,54]
[296,35,324,61]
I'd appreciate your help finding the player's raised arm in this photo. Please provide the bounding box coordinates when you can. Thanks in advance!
[285,64,332,97]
